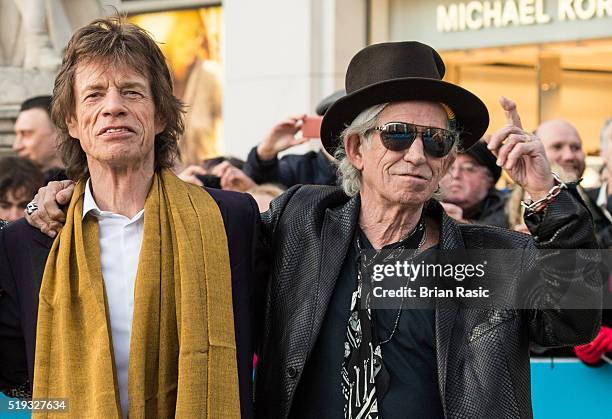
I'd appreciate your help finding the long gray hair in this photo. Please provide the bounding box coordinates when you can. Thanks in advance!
[333,104,389,196]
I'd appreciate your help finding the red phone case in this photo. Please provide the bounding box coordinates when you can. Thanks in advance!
[301,116,323,139]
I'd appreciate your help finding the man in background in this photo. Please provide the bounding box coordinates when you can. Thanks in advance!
[534,118,612,365]
[576,118,612,367]
[584,118,612,247]
[243,90,343,187]
[536,119,612,246]
[13,95,66,182]
[536,119,585,180]
[440,139,508,227]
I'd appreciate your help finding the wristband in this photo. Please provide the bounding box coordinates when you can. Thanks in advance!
[521,172,566,214]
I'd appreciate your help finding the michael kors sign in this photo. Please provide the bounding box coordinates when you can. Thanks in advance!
[437,0,612,32]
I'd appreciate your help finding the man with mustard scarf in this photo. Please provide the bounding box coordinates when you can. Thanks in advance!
[0,17,260,418]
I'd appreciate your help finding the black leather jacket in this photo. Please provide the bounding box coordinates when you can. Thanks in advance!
[255,184,601,419]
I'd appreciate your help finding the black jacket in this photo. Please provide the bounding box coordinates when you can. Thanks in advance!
[255,184,601,419]
[0,188,263,419]
[469,188,509,228]
[244,147,337,188]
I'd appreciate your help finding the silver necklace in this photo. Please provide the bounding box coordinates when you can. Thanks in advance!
[378,222,427,345]
[357,220,427,345]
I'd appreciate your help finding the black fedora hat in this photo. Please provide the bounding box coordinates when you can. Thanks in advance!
[321,41,489,155]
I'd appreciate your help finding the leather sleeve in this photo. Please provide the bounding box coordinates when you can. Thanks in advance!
[525,185,598,249]
[523,187,603,347]
[259,185,303,247]
[256,186,303,350]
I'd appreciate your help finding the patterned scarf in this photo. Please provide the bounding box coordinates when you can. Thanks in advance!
[342,221,425,418]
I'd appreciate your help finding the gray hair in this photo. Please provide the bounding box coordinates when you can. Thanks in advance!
[333,103,459,197]
[334,103,389,196]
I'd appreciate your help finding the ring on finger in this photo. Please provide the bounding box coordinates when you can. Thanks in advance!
[25,201,39,215]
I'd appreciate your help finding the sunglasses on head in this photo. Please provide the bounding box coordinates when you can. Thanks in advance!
[373,122,458,158]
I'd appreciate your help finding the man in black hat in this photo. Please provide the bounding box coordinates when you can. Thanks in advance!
[252,42,600,418]
[440,138,509,227]
[25,41,601,419]
[243,90,344,188]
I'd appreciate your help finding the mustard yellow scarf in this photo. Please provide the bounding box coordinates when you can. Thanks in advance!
[33,169,240,418]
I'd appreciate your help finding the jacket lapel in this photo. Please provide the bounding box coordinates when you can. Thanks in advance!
[307,195,360,353]
[430,201,463,414]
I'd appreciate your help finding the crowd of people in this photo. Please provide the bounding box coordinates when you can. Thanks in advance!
[0,15,609,419]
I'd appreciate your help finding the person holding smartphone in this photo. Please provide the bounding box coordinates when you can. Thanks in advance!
[243,91,344,188]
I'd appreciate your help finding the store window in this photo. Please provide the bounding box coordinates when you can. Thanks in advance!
[370,0,612,185]
[129,6,223,165]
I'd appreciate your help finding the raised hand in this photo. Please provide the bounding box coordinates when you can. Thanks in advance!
[485,97,554,201]
[212,161,257,192]
[256,114,309,161]
[177,164,208,187]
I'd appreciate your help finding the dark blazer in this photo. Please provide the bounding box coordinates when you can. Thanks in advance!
[255,185,602,419]
[0,188,263,419]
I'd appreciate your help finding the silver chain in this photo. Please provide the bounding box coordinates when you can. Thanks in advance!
[357,220,427,346]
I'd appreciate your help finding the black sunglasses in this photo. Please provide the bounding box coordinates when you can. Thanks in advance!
[373,122,458,158]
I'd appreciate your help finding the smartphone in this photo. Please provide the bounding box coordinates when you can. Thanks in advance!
[301,116,323,139]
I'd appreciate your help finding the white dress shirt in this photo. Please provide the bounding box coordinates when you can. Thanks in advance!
[83,179,144,417]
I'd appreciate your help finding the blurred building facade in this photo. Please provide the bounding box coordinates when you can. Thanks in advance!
[378,0,612,155]
[0,0,108,156]
[1,0,611,167]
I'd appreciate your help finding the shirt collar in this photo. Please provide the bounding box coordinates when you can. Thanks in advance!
[597,182,608,208]
[82,178,100,220]
[82,178,145,221]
